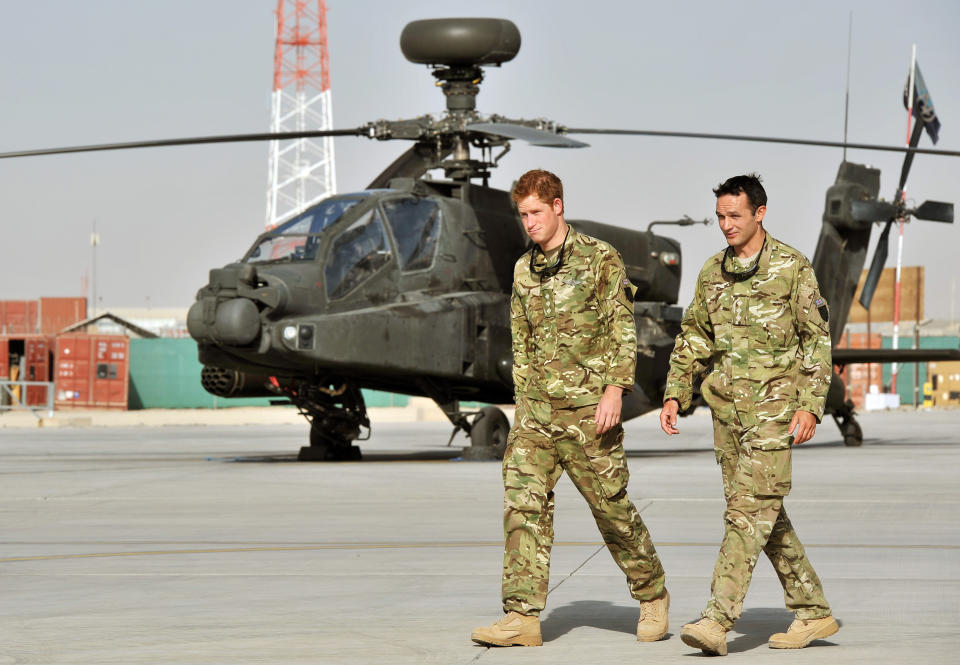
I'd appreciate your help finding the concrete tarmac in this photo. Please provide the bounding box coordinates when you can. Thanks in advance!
[1,408,958,663]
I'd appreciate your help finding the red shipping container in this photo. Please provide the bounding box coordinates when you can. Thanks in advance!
[0,336,8,405]
[25,336,52,405]
[836,331,883,410]
[39,297,87,334]
[0,301,39,335]
[55,334,129,410]
[0,334,54,406]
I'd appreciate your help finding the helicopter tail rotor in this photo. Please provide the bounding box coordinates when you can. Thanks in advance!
[857,113,955,310]
[856,196,954,310]
[850,200,898,222]
[914,200,954,223]
[860,122,925,310]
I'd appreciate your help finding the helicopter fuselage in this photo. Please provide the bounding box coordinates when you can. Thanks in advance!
[188,176,685,419]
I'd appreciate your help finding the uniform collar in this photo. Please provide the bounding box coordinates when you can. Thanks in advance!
[530,224,579,274]
[720,229,780,281]
[756,231,777,276]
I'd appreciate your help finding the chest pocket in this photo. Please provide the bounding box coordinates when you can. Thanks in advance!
[523,284,545,330]
[707,289,733,351]
[553,268,600,335]
[752,276,796,349]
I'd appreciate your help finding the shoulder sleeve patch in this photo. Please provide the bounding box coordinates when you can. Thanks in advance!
[816,296,829,323]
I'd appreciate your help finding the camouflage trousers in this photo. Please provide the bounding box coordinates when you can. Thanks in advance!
[703,413,831,630]
[501,398,666,616]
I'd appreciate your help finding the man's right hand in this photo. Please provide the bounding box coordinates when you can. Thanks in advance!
[659,399,679,435]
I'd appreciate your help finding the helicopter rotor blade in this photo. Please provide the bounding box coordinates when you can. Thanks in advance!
[858,220,894,310]
[0,128,368,160]
[850,200,899,223]
[467,122,589,148]
[894,121,926,199]
[5,124,960,160]
[913,200,954,223]
[562,127,960,158]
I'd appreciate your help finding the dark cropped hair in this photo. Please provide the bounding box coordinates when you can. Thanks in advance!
[713,173,766,213]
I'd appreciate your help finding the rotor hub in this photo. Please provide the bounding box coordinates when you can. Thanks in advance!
[432,66,484,112]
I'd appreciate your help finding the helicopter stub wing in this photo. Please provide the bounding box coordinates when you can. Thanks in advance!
[832,348,960,366]
[466,122,588,148]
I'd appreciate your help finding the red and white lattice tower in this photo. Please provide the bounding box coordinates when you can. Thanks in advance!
[266,0,336,228]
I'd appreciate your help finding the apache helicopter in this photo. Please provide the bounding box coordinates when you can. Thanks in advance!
[3,18,958,458]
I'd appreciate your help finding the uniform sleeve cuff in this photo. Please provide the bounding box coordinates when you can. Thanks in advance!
[664,385,692,412]
[797,397,824,423]
[604,379,634,393]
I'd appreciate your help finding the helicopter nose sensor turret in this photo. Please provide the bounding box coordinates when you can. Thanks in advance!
[212,298,261,346]
[187,264,291,347]
[187,295,261,347]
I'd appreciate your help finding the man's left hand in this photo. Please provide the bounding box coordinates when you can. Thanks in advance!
[595,385,623,435]
[788,410,817,445]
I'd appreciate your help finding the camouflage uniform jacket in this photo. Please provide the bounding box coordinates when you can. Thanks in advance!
[664,234,831,428]
[511,227,637,408]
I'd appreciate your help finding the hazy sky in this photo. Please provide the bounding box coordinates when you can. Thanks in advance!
[2,1,959,319]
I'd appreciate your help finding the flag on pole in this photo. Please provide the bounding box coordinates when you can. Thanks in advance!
[903,62,940,144]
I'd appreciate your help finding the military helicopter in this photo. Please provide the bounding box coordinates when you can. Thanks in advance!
[3,18,958,458]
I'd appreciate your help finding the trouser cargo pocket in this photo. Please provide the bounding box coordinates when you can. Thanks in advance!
[584,425,629,499]
[748,420,793,496]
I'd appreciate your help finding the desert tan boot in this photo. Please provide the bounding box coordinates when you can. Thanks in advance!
[471,611,542,647]
[680,617,727,656]
[636,589,670,641]
[768,616,839,649]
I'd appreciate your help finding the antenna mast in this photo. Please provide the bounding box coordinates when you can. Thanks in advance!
[842,12,852,161]
[266,0,336,229]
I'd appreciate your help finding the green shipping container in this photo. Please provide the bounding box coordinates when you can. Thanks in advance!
[881,335,960,406]
[128,338,408,409]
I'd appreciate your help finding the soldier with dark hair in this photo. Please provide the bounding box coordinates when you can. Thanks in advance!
[471,169,669,647]
[661,174,838,655]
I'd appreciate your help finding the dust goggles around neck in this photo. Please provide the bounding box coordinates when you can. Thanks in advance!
[721,233,767,283]
[529,227,571,280]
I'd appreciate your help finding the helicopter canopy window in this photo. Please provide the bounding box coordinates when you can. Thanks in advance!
[324,209,392,300]
[382,197,442,272]
[245,197,365,263]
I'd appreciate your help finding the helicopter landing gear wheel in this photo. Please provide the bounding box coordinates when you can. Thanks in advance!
[286,380,369,462]
[298,420,362,461]
[461,406,510,460]
[841,417,863,447]
[831,399,863,448]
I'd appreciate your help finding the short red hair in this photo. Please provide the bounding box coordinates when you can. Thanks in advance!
[512,169,563,206]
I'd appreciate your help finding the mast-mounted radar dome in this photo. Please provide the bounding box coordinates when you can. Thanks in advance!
[400,18,520,67]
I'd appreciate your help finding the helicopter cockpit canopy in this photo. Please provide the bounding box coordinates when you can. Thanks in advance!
[324,207,392,300]
[242,190,445,301]
[324,195,443,299]
[244,195,368,264]
[380,197,441,271]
